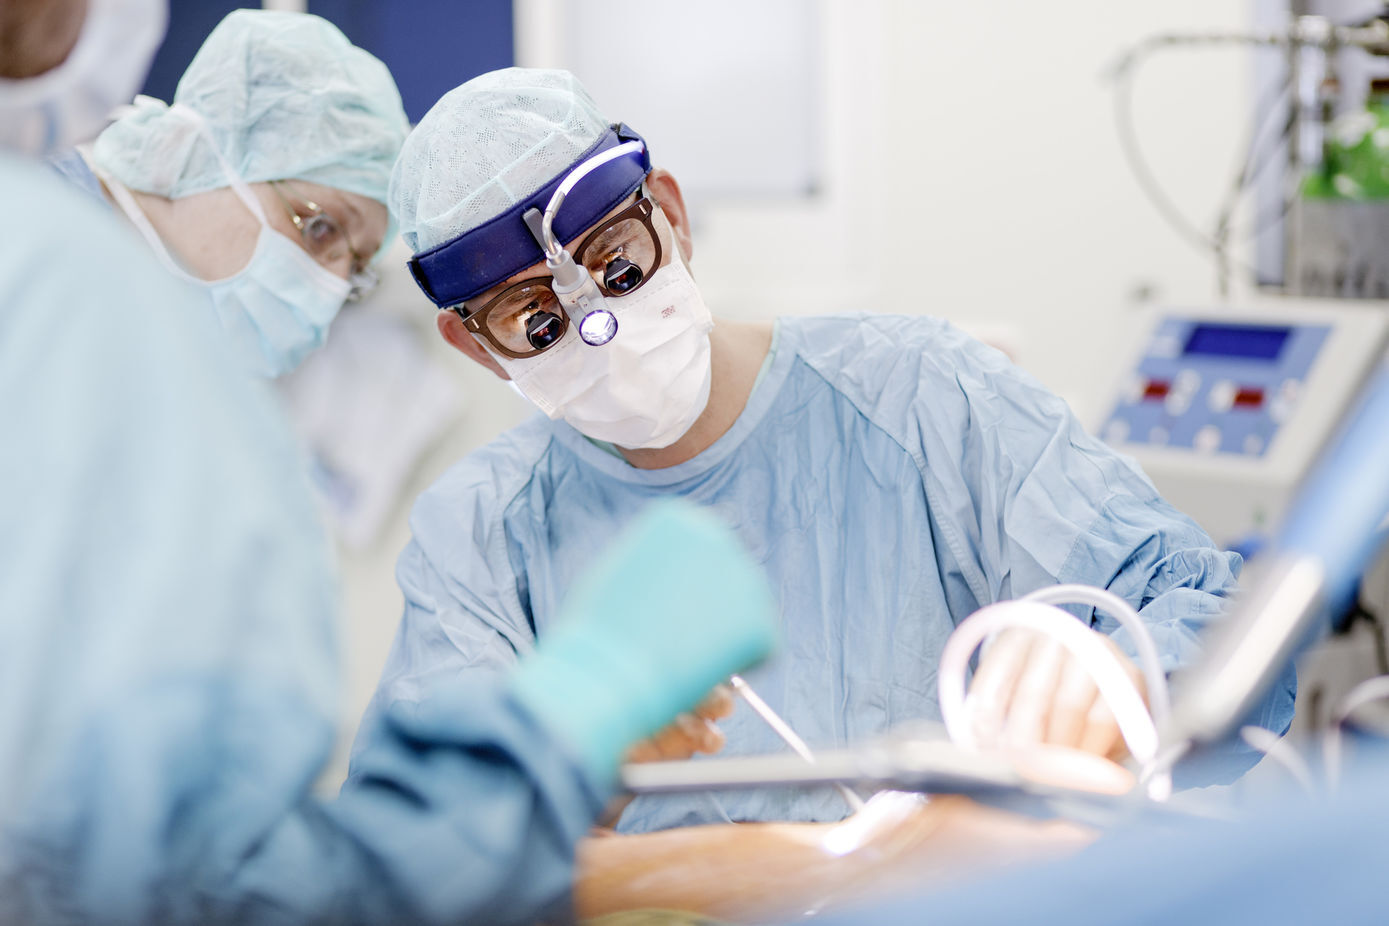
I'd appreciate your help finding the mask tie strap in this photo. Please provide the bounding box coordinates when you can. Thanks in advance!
[169,102,270,226]
[87,151,199,283]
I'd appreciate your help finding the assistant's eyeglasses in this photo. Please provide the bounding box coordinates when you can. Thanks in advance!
[269,180,379,302]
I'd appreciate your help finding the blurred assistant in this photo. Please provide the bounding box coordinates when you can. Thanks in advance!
[52,9,408,377]
[361,65,1295,837]
[0,0,165,155]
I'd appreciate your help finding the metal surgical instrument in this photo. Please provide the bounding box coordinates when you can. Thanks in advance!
[729,674,866,812]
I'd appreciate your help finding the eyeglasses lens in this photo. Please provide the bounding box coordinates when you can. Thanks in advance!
[480,205,660,357]
[579,216,658,298]
[485,284,566,355]
[525,310,566,351]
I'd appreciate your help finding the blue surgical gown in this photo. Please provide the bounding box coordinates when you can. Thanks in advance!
[359,313,1297,835]
[0,152,608,924]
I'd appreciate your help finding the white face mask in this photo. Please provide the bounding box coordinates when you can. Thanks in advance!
[95,108,352,378]
[0,0,166,156]
[202,225,353,378]
[491,255,715,450]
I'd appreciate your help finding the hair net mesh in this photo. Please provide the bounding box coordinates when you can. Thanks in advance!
[92,9,407,211]
[390,68,612,253]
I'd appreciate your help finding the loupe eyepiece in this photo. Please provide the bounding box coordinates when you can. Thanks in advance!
[604,256,644,294]
[526,310,566,351]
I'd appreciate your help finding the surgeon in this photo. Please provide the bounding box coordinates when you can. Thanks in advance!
[51,8,407,378]
[0,2,776,922]
[359,66,1298,834]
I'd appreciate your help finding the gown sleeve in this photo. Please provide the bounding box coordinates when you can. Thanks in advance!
[869,315,1296,783]
[0,159,608,925]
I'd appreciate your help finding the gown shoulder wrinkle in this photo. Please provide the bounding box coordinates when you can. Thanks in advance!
[393,414,561,674]
[408,413,557,569]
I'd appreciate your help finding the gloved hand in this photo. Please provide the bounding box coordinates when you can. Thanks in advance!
[595,685,736,829]
[624,684,735,763]
[510,500,778,782]
[968,627,1148,761]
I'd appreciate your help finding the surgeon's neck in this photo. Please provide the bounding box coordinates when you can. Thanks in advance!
[618,317,774,471]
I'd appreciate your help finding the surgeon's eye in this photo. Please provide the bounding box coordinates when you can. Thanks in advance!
[604,255,644,294]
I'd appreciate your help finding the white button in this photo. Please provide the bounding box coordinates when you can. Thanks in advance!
[1269,396,1292,424]
[1150,335,1182,359]
[1165,392,1192,416]
[1280,378,1301,404]
[1208,380,1236,413]
[1149,426,1170,445]
[1125,375,1147,404]
[1104,419,1131,444]
[1174,370,1201,395]
[1243,433,1265,455]
[1195,425,1222,453]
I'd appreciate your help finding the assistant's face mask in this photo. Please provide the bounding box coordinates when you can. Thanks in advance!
[95,106,351,378]
[201,226,353,378]
[0,0,166,156]
[489,252,714,450]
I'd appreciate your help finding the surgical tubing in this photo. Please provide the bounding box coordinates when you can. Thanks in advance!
[1020,585,1171,726]
[1324,675,1389,790]
[938,601,1160,769]
[1239,725,1315,795]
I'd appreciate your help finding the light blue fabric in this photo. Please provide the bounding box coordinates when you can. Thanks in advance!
[0,152,612,924]
[390,68,609,253]
[93,10,406,205]
[92,9,407,257]
[47,149,106,204]
[360,312,1298,834]
[808,745,1389,926]
[513,500,778,781]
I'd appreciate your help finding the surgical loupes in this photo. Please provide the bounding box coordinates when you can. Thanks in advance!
[521,140,646,347]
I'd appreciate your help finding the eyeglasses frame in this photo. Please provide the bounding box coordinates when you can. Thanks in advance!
[268,180,378,301]
[454,196,663,360]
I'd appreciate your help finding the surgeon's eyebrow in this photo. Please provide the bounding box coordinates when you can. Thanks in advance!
[340,195,364,229]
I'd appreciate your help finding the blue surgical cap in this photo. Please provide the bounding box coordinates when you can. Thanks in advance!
[390,68,613,253]
[93,9,408,212]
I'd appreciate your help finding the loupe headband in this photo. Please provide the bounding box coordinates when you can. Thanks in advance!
[406,123,651,308]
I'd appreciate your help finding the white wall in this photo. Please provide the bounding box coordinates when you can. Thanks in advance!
[520,0,1263,423]
[874,2,1259,423]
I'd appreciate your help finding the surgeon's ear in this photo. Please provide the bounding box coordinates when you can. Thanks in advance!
[437,310,510,380]
[646,168,693,264]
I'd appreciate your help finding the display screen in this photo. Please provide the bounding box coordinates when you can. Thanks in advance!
[1183,323,1292,361]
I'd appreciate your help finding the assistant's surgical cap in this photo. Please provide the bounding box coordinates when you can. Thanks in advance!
[391,68,612,253]
[93,9,407,208]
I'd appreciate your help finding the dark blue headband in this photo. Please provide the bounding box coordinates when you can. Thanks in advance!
[406,123,651,309]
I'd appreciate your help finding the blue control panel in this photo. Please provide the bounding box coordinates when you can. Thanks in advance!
[1102,317,1330,458]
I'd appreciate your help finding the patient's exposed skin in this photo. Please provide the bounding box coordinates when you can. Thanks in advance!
[576,789,1096,923]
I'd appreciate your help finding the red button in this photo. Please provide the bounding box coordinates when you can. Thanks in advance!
[1232,387,1265,409]
[1142,381,1171,401]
